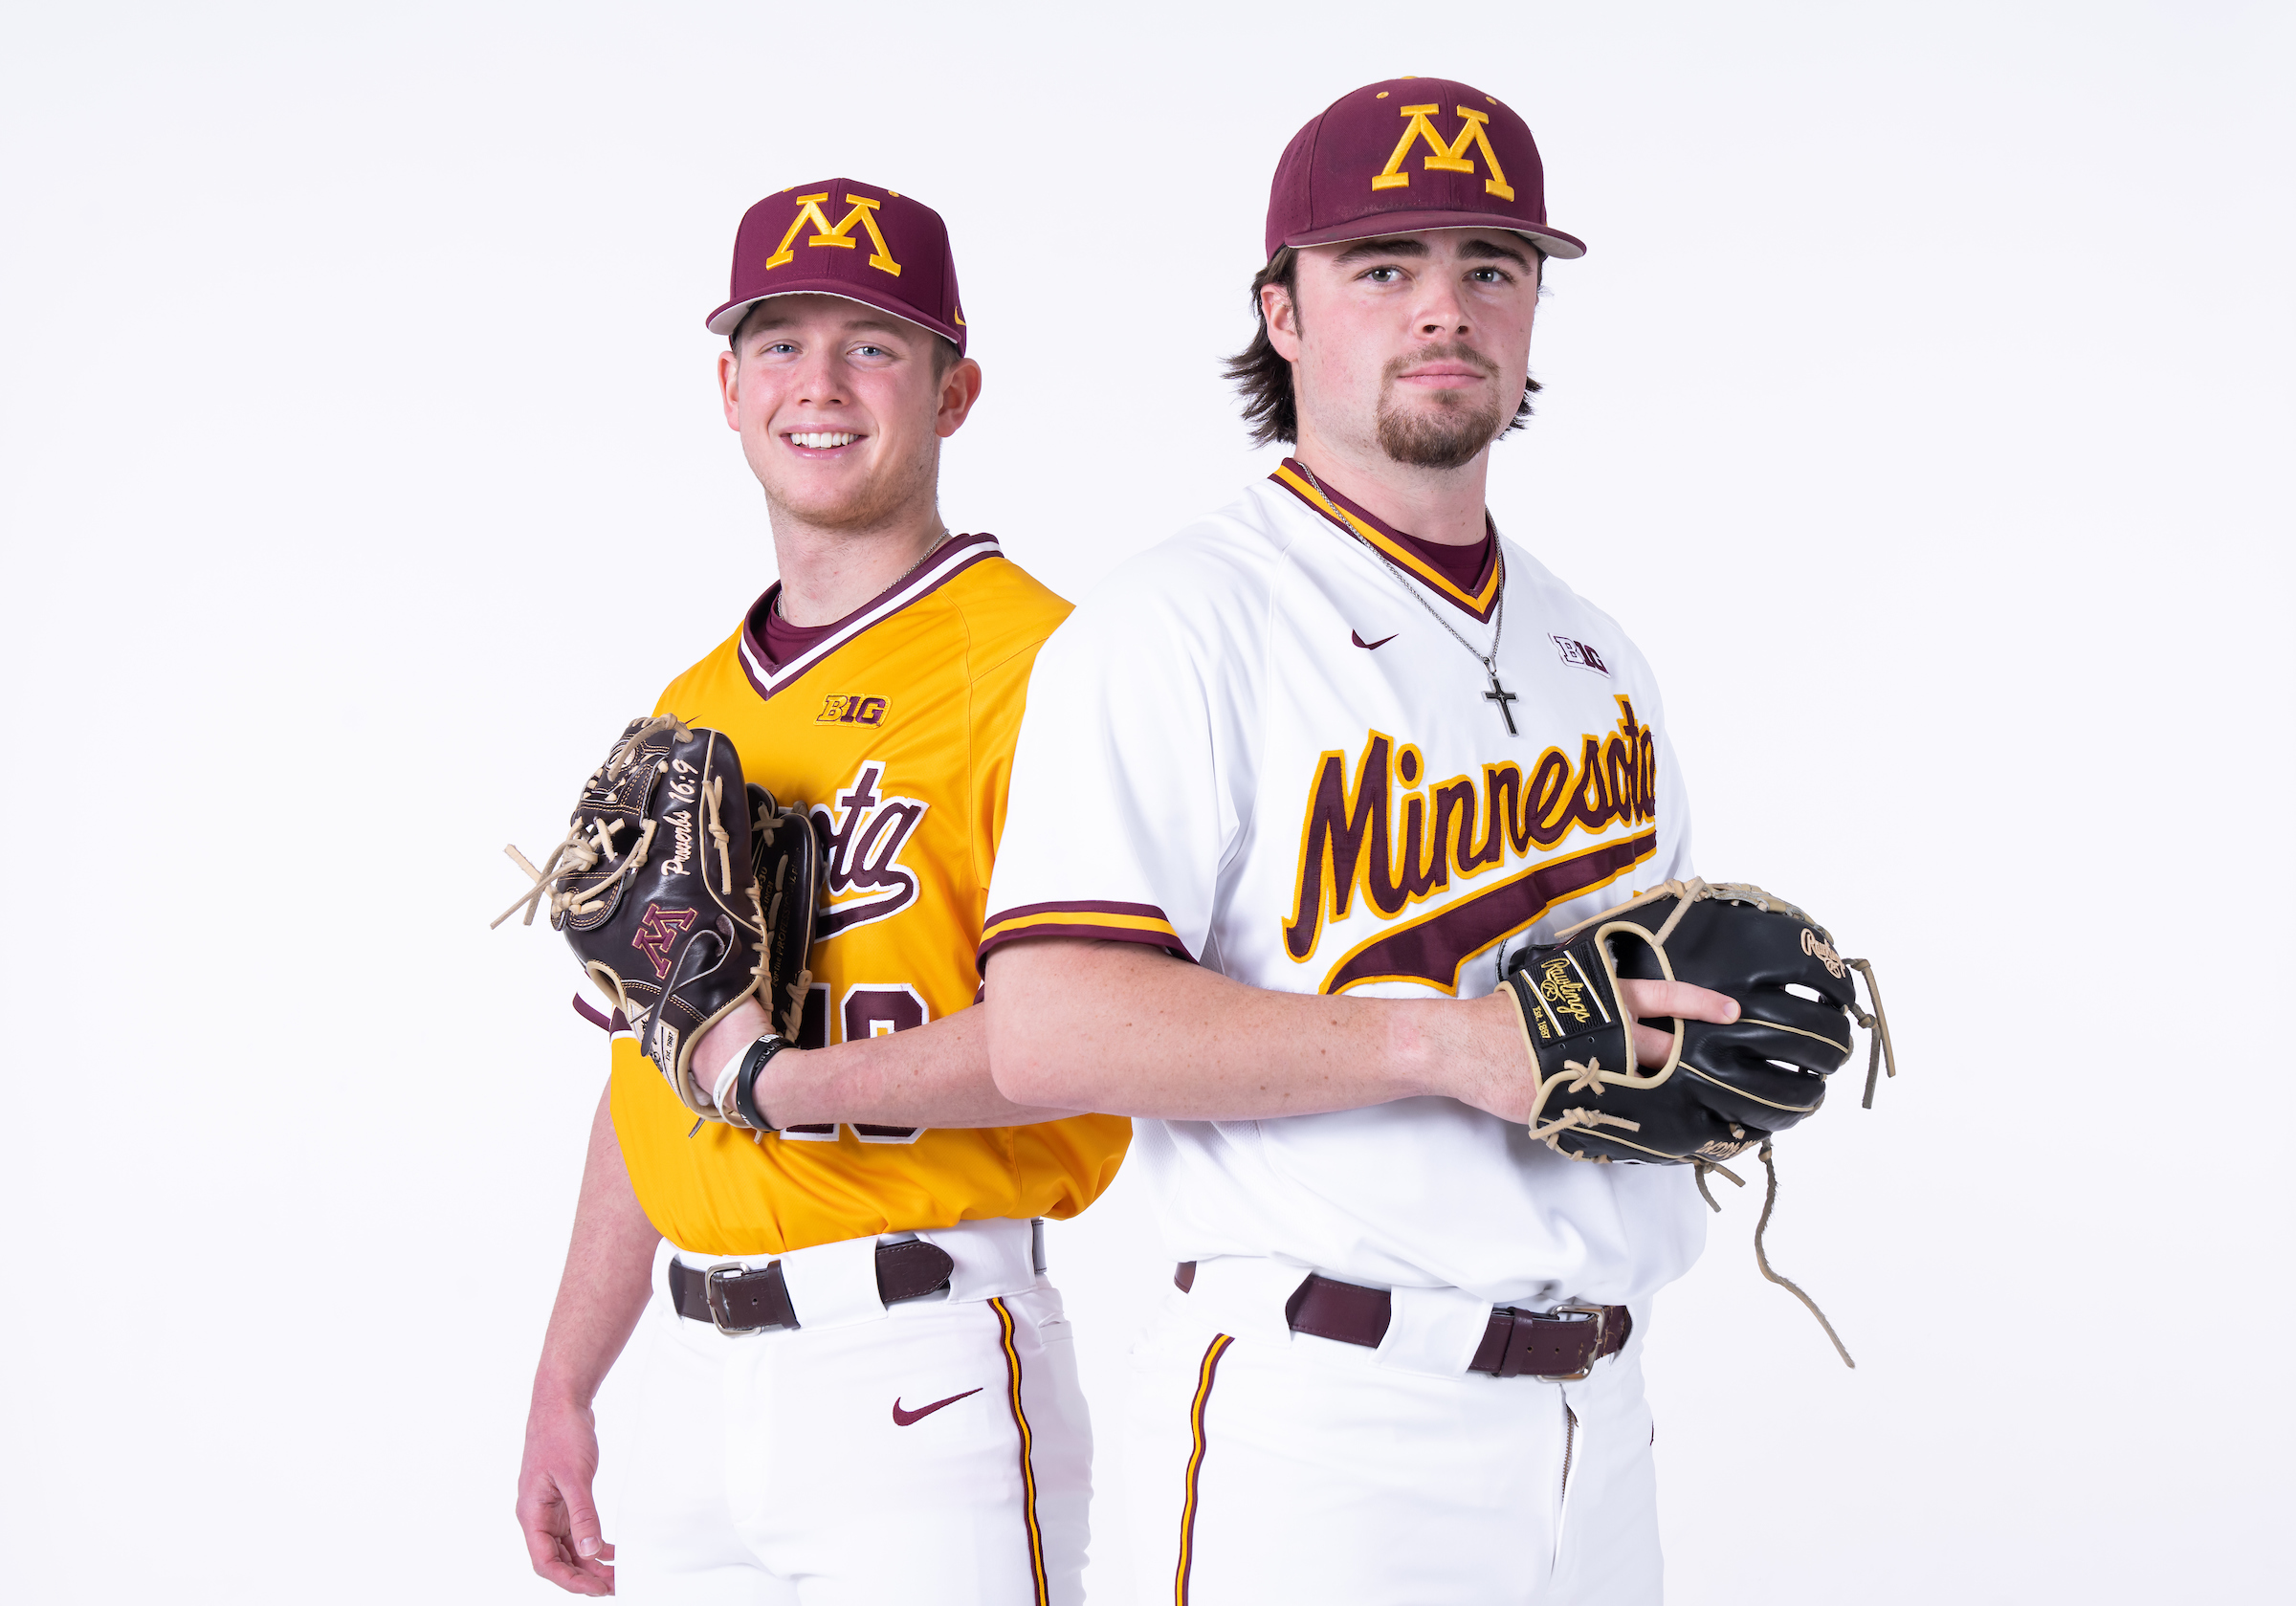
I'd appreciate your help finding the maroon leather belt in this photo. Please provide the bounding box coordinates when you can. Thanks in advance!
[1174,1262,1630,1381]
[671,1241,956,1333]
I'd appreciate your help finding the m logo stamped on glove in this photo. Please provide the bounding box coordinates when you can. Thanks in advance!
[632,904,698,979]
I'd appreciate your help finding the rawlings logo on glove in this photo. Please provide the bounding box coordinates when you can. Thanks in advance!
[1502,878,1892,1166]
[1501,878,1897,1365]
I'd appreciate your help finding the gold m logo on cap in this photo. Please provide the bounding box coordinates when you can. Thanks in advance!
[765,193,902,276]
[1373,104,1515,202]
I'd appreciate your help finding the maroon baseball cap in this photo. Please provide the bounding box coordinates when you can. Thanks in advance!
[706,178,966,355]
[1266,78,1584,262]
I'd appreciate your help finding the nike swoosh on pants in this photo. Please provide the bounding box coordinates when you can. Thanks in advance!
[891,1388,983,1426]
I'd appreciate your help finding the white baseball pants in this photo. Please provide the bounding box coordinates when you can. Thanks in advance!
[1122,1267,1662,1605]
[614,1221,1091,1605]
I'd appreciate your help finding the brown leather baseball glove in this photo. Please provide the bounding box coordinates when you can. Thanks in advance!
[495,715,817,1117]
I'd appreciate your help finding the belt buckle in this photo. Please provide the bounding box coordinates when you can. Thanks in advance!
[1536,1303,1608,1382]
[704,1263,766,1335]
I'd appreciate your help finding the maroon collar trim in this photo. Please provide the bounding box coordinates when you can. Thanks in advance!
[736,532,1003,701]
[1269,461,1501,624]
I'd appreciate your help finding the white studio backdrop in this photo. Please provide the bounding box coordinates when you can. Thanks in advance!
[3,2,2289,1601]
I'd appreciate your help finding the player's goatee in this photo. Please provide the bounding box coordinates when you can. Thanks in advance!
[1375,343,1508,470]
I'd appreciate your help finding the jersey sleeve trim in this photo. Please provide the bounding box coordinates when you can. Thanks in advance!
[735,533,1005,702]
[978,900,1194,969]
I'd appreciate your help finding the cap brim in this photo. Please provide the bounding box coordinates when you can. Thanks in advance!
[1283,209,1586,260]
[706,283,963,349]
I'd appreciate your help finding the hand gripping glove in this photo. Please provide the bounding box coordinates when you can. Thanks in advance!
[494,715,817,1118]
[1501,878,1891,1166]
[1500,878,1896,1364]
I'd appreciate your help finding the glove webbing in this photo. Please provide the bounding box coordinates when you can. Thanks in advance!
[491,722,747,930]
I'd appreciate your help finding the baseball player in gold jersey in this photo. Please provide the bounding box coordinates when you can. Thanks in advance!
[516,180,1129,1603]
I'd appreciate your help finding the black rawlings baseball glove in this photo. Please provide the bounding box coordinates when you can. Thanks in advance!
[1500,879,1896,1366]
[495,715,817,1117]
[1501,879,1893,1168]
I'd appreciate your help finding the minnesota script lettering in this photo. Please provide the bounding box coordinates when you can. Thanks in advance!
[1284,696,1657,963]
[809,761,928,936]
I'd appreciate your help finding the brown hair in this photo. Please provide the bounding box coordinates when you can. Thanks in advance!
[1221,247,1541,448]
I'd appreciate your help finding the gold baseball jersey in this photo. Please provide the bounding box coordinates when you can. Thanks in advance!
[607,534,1130,1257]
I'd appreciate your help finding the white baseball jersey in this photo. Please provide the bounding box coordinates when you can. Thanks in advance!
[982,463,1708,1309]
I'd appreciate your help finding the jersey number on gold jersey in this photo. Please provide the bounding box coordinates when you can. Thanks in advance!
[777,980,931,1144]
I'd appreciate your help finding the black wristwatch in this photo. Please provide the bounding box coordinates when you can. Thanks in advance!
[733,1033,790,1133]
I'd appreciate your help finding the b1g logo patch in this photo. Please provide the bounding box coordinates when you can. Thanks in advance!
[631,904,696,979]
[817,693,889,728]
[1552,636,1609,675]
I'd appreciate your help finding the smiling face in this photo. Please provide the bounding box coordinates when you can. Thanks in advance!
[1269,229,1540,472]
[717,294,981,533]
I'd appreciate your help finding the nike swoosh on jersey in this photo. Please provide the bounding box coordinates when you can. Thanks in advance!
[892,1388,983,1426]
[1350,630,1398,650]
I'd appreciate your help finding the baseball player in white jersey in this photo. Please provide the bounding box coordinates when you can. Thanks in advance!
[981,79,1743,1602]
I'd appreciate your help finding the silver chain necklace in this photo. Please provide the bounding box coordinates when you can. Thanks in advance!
[1297,465,1520,736]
